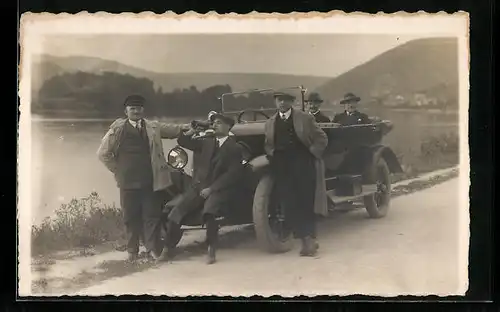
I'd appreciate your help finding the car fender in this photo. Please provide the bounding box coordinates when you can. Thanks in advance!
[366,145,404,174]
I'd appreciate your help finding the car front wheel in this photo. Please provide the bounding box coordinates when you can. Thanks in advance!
[252,174,293,253]
[363,157,391,218]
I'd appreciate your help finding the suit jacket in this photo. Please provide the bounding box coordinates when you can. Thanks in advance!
[177,134,243,192]
[169,134,244,220]
[332,110,370,125]
[311,110,331,123]
[264,108,329,216]
[97,118,184,192]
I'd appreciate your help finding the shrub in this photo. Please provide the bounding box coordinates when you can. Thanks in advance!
[419,132,459,165]
[391,132,459,183]
[31,192,125,256]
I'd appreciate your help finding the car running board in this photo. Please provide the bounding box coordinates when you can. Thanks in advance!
[326,184,378,204]
[180,217,226,231]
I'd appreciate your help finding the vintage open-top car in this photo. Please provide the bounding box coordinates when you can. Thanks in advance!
[162,86,403,253]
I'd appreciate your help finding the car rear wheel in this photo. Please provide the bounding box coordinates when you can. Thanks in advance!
[252,174,293,253]
[363,158,391,218]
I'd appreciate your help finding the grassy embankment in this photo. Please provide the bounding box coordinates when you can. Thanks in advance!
[31,132,459,257]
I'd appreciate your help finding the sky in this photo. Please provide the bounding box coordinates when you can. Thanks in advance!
[35,34,447,77]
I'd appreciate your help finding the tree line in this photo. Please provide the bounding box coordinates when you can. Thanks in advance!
[33,71,277,118]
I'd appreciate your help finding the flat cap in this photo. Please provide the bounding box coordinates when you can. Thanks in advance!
[124,94,146,107]
[273,91,296,101]
[209,112,236,128]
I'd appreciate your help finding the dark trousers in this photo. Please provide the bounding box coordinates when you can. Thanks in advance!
[120,187,163,255]
[204,213,219,247]
[165,213,219,249]
[272,150,317,239]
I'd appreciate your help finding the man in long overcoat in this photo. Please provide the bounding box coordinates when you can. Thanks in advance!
[160,113,244,264]
[264,91,328,256]
[97,95,190,262]
[333,92,371,125]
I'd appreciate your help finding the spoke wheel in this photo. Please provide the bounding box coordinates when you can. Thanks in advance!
[253,174,293,253]
[363,158,391,218]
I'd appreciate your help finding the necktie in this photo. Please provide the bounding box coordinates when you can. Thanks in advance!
[137,120,147,141]
[135,121,141,135]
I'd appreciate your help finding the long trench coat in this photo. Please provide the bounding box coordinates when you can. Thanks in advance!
[96,118,184,192]
[264,108,329,217]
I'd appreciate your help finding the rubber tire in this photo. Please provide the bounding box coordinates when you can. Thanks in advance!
[252,174,293,253]
[363,157,391,218]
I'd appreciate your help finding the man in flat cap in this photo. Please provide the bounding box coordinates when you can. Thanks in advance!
[97,94,191,262]
[333,92,371,125]
[263,91,328,256]
[306,92,331,123]
[160,112,244,264]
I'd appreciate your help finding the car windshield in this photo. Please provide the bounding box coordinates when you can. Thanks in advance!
[221,87,306,114]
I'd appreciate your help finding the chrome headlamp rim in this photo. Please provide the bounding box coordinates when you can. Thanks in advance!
[166,146,189,170]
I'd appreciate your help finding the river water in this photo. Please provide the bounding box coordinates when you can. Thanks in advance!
[27,110,458,225]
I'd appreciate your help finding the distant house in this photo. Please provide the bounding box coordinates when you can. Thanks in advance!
[393,95,406,106]
[412,93,439,107]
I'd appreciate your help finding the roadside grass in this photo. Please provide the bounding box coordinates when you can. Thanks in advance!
[391,132,459,183]
[31,192,126,257]
[31,132,459,258]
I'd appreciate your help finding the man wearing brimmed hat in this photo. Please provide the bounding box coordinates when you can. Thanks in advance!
[97,94,191,262]
[306,92,331,123]
[263,91,328,257]
[160,112,244,264]
[333,92,371,125]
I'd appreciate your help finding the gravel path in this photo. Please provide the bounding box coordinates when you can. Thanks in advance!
[73,177,467,297]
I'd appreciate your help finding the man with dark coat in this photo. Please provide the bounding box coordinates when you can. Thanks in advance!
[264,91,328,257]
[159,113,243,264]
[333,92,371,125]
[306,92,331,123]
[97,95,191,262]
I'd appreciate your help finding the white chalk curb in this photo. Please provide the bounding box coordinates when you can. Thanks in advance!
[392,166,459,189]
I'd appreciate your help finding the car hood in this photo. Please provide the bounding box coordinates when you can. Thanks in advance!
[230,122,267,136]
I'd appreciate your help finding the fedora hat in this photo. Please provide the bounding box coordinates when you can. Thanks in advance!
[340,92,361,104]
[273,91,296,101]
[306,92,324,103]
[209,112,235,128]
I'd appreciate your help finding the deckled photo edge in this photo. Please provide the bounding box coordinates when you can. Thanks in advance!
[19,10,470,21]
[18,15,34,297]
[18,11,470,297]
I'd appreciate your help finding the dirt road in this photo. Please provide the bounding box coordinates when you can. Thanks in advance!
[75,177,467,297]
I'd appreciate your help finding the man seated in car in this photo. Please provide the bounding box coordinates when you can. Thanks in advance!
[306,92,331,123]
[158,112,244,264]
[333,92,371,125]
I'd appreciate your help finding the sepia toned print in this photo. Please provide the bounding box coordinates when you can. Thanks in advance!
[18,12,469,297]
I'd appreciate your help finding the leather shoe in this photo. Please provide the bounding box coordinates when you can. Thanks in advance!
[157,247,176,262]
[127,252,138,262]
[300,237,318,257]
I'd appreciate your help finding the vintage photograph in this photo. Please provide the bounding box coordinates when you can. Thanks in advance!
[18,12,469,297]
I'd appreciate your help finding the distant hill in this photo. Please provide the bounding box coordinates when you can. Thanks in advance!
[31,54,331,94]
[314,38,459,109]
